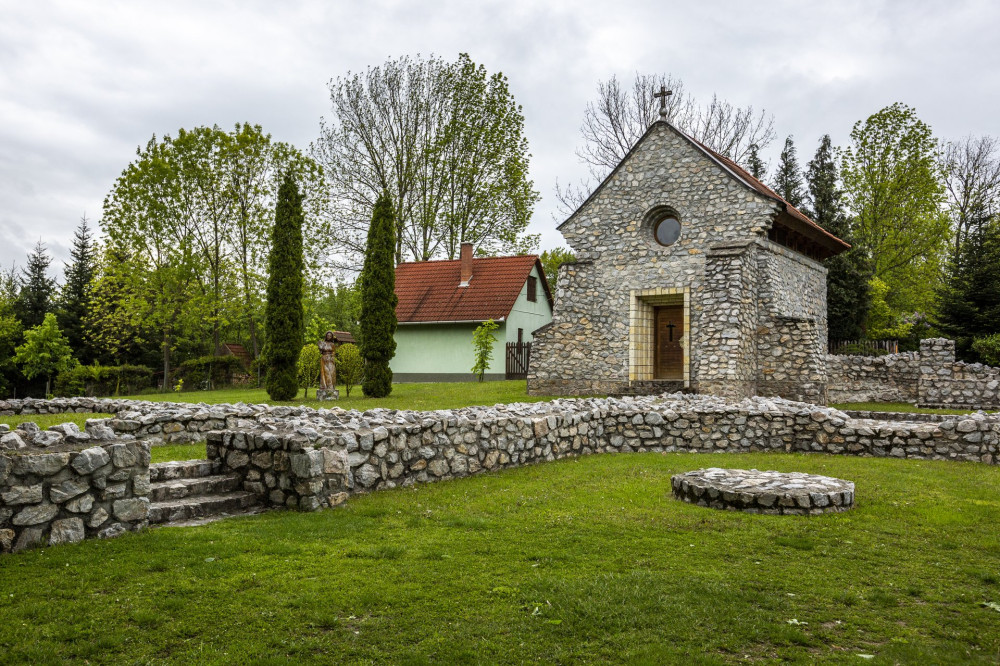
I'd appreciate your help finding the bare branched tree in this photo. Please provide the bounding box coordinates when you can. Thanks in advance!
[556,72,776,215]
[940,134,1000,256]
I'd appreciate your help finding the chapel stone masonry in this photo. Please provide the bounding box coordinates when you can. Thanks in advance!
[528,120,849,401]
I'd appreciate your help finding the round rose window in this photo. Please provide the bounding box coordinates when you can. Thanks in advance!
[654,216,681,246]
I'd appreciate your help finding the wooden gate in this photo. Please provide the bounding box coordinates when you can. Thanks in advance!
[506,342,532,379]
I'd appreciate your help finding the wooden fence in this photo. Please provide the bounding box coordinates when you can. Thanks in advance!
[505,342,532,379]
[828,339,899,355]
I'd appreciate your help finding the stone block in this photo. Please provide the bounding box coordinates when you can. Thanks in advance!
[48,478,90,503]
[14,452,71,476]
[13,502,58,526]
[2,483,43,505]
[49,518,85,545]
[72,447,110,475]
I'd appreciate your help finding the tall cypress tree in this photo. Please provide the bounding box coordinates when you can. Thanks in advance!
[263,174,305,401]
[773,136,805,208]
[360,192,398,398]
[16,241,56,330]
[806,134,871,341]
[57,216,97,363]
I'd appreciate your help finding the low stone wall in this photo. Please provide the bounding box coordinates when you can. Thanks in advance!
[207,428,349,511]
[826,352,921,404]
[827,339,1000,410]
[1,422,150,553]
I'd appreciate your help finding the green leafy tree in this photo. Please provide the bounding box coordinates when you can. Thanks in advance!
[84,244,150,366]
[297,342,321,398]
[866,277,912,341]
[359,193,397,398]
[772,136,804,208]
[539,248,575,294]
[841,103,950,318]
[972,334,1000,367]
[805,134,871,341]
[335,343,363,397]
[263,174,306,401]
[14,313,75,396]
[937,219,1000,360]
[471,319,499,382]
[16,240,56,330]
[314,53,539,268]
[56,215,97,364]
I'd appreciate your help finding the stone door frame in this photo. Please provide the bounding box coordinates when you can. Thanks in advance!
[628,287,690,386]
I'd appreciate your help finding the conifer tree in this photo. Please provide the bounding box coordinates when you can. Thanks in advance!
[16,241,56,329]
[773,136,804,208]
[746,143,767,182]
[937,218,1000,360]
[263,174,305,401]
[806,134,872,341]
[57,216,97,363]
[359,193,397,398]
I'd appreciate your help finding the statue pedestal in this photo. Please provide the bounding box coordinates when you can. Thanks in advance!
[316,388,340,401]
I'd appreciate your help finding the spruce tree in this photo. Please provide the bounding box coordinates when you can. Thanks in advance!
[806,134,872,341]
[937,218,1000,360]
[359,192,398,398]
[57,216,97,363]
[745,143,767,182]
[773,136,805,208]
[16,240,56,329]
[263,174,305,401]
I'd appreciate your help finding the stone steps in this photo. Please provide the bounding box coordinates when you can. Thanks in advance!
[150,459,221,482]
[148,491,260,525]
[148,458,260,526]
[149,473,241,502]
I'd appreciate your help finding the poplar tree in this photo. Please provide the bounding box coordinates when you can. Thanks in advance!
[57,216,97,363]
[806,134,871,341]
[359,192,397,398]
[16,241,56,329]
[773,136,804,208]
[263,174,305,401]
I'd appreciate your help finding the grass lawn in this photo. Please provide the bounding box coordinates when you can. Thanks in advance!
[150,442,207,464]
[0,413,112,430]
[831,402,992,415]
[140,380,567,411]
[2,452,999,663]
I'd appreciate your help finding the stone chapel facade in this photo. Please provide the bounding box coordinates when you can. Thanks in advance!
[527,120,850,403]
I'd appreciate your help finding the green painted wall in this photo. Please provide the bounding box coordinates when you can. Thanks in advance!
[390,263,554,380]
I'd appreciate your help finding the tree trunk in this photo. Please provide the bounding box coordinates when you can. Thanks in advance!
[45,375,51,397]
[162,332,171,392]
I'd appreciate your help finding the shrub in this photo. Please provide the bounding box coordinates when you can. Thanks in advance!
[178,355,246,389]
[471,319,499,381]
[54,363,154,397]
[336,343,363,397]
[297,343,321,398]
[971,334,1000,367]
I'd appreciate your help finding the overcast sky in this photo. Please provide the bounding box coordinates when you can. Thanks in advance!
[1,0,998,278]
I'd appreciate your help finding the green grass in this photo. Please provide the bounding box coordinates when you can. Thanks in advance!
[832,402,993,415]
[0,413,112,430]
[141,380,570,411]
[2,452,999,663]
[150,442,207,464]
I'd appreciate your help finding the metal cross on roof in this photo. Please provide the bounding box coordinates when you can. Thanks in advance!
[654,85,672,118]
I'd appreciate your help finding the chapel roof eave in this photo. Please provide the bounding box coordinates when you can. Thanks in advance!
[556,119,851,258]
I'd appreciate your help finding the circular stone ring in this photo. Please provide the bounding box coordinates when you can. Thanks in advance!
[671,468,855,515]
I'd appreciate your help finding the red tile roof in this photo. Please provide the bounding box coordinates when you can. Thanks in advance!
[395,255,549,323]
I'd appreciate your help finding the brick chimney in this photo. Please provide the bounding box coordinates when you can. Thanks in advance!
[459,242,473,287]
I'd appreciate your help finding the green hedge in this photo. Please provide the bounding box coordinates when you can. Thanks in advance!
[55,364,155,397]
[177,355,248,389]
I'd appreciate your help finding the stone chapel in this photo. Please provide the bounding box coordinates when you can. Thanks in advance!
[527,118,850,403]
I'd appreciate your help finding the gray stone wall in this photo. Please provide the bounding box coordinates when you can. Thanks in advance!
[1,422,150,553]
[826,353,921,403]
[826,339,999,409]
[207,427,349,511]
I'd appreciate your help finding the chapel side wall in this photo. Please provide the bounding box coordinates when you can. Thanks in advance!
[528,122,781,396]
[755,242,829,403]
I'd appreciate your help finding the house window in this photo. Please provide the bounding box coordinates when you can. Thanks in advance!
[527,276,537,302]
[518,328,524,343]
[653,215,682,246]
